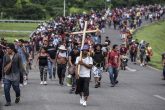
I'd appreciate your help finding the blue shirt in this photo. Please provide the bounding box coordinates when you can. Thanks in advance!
[16,46,27,64]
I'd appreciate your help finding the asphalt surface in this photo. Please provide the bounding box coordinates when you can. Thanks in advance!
[1,19,165,110]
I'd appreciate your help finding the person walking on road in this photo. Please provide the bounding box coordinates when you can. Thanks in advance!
[107,44,121,87]
[75,44,93,107]
[56,45,67,86]
[139,40,146,66]
[16,39,29,86]
[36,47,50,85]
[47,40,57,80]
[129,40,138,64]
[68,46,80,93]
[92,44,104,88]
[2,43,25,106]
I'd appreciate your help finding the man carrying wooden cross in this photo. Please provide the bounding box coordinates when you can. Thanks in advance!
[73,21,99,107]
[75,44,93,107]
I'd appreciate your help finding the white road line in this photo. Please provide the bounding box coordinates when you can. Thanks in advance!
[154,95,165,101]
[126,67,137,72]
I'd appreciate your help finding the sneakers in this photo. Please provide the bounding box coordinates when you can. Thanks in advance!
[111,84,115,87]
[80,97,87,107]
[20,84,23,87]
[15,97,20,104]
[69,88,75,94]
[40,81,44,85]
[115,80,119,84]
[24,80,28,86]
[82,101,87,107]
[40,81,47,85]
[43,81,47,85]
[95,84,99,88]
[4,102,11,106]
[80,97,84,105]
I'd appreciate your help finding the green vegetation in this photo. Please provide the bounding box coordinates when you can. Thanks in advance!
[0,22,35,42]
[134,21,165,70]
[0,0,164,20]
[0,23,38,31]
[0,32,29,42]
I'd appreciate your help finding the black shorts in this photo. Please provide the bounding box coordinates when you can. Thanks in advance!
[76,77,90,96]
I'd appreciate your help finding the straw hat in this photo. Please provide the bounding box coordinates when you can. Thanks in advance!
[59,45,67,50]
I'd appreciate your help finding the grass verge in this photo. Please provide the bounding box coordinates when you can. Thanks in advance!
[0,32,30,42]
[134,20,165,70]
[0,22,38,31]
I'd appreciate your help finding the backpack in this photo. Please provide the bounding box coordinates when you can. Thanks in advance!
[139,44,146,54]
[92,51,104,66]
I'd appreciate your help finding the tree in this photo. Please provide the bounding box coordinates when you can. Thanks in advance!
[0,0,17,8]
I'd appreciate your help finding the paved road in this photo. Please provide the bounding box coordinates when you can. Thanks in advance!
[1,20,165,110]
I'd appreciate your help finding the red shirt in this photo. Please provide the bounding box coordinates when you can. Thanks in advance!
[130,44,138,53]
[108,50,120,68]
[120,47,128,55]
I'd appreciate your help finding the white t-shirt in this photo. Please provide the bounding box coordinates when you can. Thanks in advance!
[75,56,93,78]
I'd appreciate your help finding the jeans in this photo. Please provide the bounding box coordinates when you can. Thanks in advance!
[48,60,55,79]
[108,67,118,85]
[3,79,20,103]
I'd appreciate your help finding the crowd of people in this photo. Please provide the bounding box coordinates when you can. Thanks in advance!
[0,4,165,107]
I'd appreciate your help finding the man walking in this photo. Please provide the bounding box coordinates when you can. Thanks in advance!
[68,46,80,93]
[2,43,25,106]
[16,39,28,86]
[107,44,120,87]
[75,44,93,107]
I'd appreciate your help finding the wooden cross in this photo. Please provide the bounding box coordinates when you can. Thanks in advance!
[70,21,100,75]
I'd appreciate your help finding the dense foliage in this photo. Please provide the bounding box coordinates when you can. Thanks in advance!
[0,0,164,20]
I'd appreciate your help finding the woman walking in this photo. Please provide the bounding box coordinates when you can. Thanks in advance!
[36,47,50,85]
[56,45,67,86]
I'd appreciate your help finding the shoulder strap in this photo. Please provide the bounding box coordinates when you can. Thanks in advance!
[9,54,15,64]
[11,54,15,61]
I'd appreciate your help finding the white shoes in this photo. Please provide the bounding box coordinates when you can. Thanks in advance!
[43,81,47,85]
[40,81,47,85]
[80,97,84,105]
[24,80,28,86]
[80,97,87,107]
[20,84,23,87]
[40,81,44,85]
[83,101,87,107]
